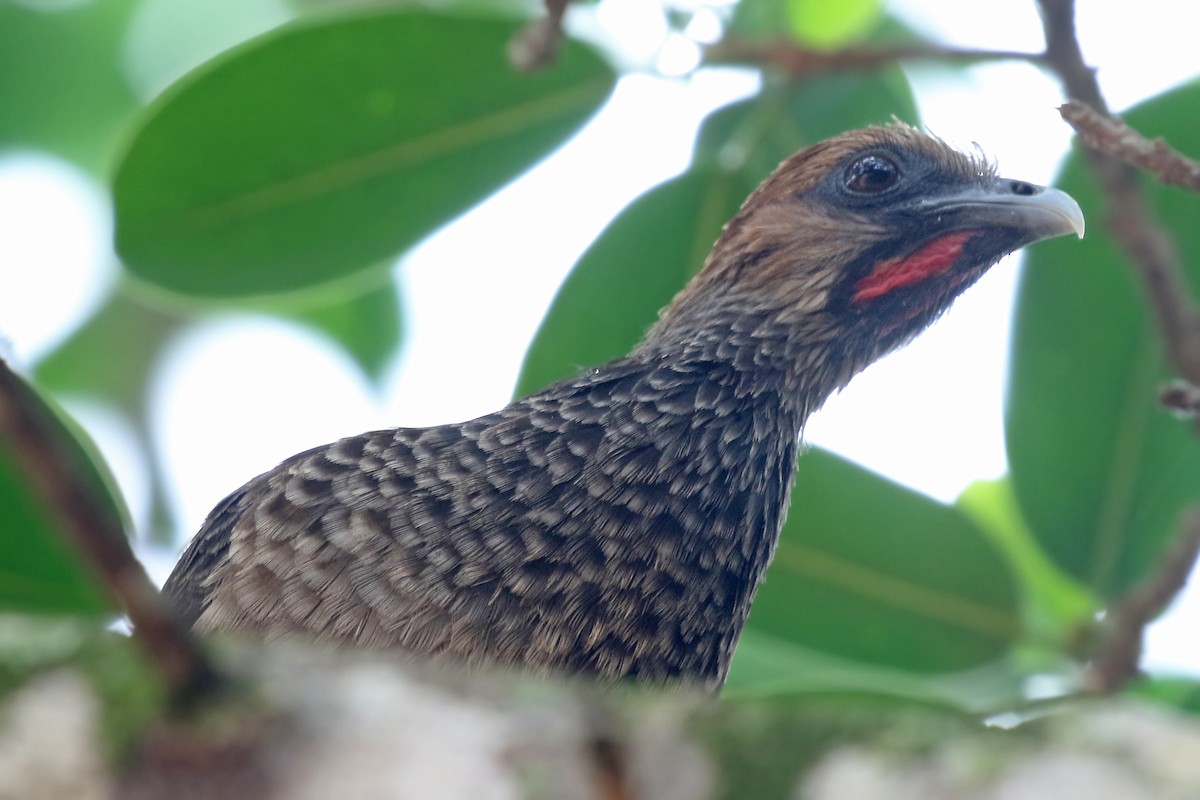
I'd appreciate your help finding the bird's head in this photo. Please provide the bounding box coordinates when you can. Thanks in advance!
[644,124,1084,389]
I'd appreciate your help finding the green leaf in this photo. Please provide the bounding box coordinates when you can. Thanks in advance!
[957,478,1097,635]
[785,0,881,48]
[725,630,1026,711]
[743,449,1020,674]
[0,618,165,748]
[0,0,141,171]
[515,70,916,395]
[1007,80,1200,599]
[35,285,185,416]
[515,169,733,397]
[113,10,616,298]
[1133,675,1200,716]
[732,0,881,46]
[728,0,792,39]
[0,374,113,615]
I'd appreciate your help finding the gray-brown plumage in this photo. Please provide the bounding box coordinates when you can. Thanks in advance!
[163,125,1083,688]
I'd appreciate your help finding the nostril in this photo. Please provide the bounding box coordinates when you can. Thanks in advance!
[1008,180,1038,196]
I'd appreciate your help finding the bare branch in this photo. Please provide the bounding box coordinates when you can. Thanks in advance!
[509,0,570,73]
[0,357,220,706]
[1088,508,1200,692]
[1037,0,1200,387]
[1060,100,1200,191]
[705,38,1043,74]
[1035,0,1200,692]
[1036,0,1106,110]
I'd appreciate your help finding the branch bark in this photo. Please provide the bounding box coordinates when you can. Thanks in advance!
[1037,0,1200,387]
[509,0,571,72]
[1087,508,1200,692]
[1059,100,1200,192]
[0,357,220,706]
[1036,0,1200,692]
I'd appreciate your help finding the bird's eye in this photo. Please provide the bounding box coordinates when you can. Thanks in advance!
[844,154,900,194]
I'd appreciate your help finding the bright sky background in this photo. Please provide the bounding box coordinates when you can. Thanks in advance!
[1,0,1198,673]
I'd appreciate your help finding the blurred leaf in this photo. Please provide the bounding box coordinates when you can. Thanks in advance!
[515,169,732,396]
[114,10,616,297]
[744,449,1020,673]
[1008,81,1200,599]
[516,70,915,395]
[697,699,881,800]
[0,614,96,695]
[691,68,915,188]
[36,285,186,415]
[1133,675,1200,716]
[0,617,164,746]
[0,0,141,171]
[0,374,114,615]
[732,0,881,45]
[122,0,294,100]
[786,0,881,48]
[958,478,1097,634]
[284,274,403,383]
[34,286,190,545]
[726,630,1025,711]
[729,0,791,38]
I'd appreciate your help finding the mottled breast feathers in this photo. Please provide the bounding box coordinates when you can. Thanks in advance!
[166,352,804,685]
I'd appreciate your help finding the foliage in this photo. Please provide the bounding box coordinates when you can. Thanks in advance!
[1010,80,1200,599]
[2,0,1199,737]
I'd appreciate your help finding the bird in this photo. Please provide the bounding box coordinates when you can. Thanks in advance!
[163,124,1084,690]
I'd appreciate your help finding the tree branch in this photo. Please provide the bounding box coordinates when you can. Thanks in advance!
[0,357,220,706]
[1037,0,1200,387]
[1035,0,1200,691]
[509,0,571,72]
[1087,508,1200,692]
[1059,100,1200,192]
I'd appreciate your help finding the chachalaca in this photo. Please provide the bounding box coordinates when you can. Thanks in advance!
[163,125,1084,689]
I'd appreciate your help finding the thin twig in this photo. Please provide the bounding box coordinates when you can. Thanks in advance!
[706,38,1044,74]
[509,0,571,73]
[1038,0,1200,387]
[1060,100,1200,192]
[1161,380,1200,426]
[1035,0,1200,690]
[0,357,221,705]
[1088,508,1200,692]
[583,701,632,800]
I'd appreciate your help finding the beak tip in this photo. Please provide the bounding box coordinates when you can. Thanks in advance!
[1039,186,1086,242]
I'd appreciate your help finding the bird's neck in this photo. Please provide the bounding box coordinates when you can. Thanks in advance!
[634,288,862,428]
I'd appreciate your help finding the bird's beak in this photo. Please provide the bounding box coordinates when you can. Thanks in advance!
[924,179,1085,242]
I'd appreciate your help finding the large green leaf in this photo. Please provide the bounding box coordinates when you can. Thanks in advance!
[0,373,113,615]
[0,0,141,171]
[1008,81,1200,599]
[114,10,615,297]
[725,631,1025,711]
[515,70,915,395]
[957,478,1096,639]
[743,449,1020,674]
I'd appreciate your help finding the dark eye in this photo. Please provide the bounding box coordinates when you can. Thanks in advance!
[845,154,900,194]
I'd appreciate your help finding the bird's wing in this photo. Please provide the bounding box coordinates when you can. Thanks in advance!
[161,480,258,628]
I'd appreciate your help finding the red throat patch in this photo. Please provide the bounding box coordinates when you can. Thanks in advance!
[853,230,978,302]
